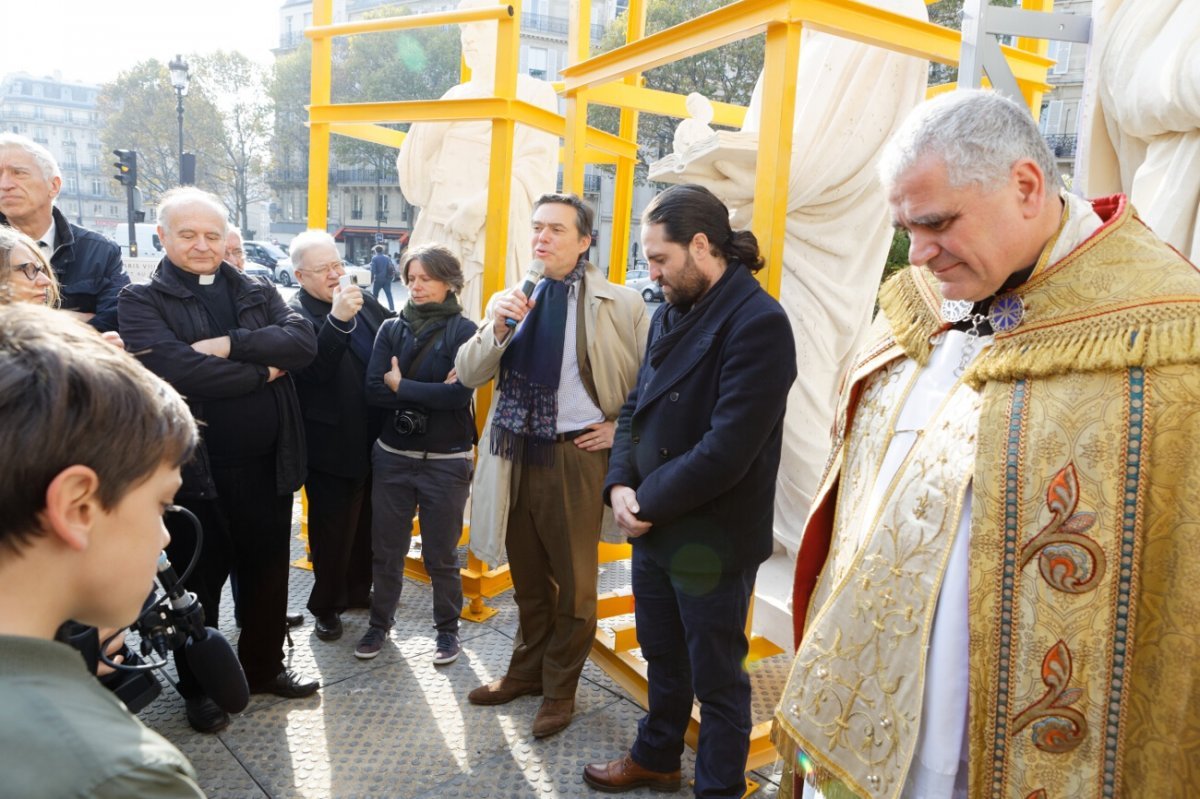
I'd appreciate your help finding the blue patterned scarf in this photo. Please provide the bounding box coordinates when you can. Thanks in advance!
[490,260,586,466]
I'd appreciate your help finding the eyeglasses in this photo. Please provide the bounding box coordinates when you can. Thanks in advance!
[13,261,49,281]
[299,261,345,277]
[226,247,245,257]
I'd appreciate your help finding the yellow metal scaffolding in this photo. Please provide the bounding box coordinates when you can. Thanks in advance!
[303,0,1056,785]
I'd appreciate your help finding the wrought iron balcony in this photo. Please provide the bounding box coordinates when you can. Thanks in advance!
[1044,134,1077,158]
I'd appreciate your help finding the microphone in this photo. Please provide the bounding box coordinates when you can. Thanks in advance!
[504,259,546,328]
[155,553,250,713]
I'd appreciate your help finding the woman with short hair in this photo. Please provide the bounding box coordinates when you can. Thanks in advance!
[357,244,477,665]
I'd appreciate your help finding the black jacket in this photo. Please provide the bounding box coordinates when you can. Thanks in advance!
[605,265,797,572]
[118,259,317,498]
[289,288,395,479]
[0,206,128,332]
[366,314,476,454]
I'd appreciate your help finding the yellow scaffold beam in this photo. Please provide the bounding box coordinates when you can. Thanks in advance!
[561,0,1051,94]
[585,81,748,128]
[305,4,514,41]
[309,99,639,160]
[328,123,407,149]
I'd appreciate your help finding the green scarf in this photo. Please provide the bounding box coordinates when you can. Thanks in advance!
[401,293,462,335]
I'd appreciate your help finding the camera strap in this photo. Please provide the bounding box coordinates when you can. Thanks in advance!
[387,317,478,445]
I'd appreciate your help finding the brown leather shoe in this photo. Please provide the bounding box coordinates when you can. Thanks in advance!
[467,675,543,706]
[583,752,682,793]
[531,697,574,738]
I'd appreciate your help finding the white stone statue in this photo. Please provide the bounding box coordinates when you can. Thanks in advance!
[396,0,559,318]
[1083,0,1200,262]
[668,0,929,556]
[672,92,716,155]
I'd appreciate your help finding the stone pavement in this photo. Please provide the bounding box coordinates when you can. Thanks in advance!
[138,512,790,798]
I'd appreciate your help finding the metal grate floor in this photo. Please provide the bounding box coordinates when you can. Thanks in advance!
[138,499,788,798]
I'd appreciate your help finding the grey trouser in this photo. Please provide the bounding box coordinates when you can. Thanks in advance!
[368,443,472,635]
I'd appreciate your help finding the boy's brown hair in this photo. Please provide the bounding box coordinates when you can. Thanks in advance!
[0,304,197,553]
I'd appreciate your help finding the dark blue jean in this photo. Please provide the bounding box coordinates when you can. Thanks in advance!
[629,543,756,798]
[372,280,394,311]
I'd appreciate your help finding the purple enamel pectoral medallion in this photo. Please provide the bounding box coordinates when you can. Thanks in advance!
[988,293,1025,333]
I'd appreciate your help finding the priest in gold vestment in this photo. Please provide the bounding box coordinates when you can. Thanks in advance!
[774,90,1200,799]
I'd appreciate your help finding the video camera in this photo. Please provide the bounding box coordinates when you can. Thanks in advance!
[61,506,250,715]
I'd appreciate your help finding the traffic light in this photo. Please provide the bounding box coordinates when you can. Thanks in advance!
[113,149,137,187]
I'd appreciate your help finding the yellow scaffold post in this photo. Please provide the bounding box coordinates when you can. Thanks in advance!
[558,0,1055,786]
[301,0,1055,786]
[300,0,639,622]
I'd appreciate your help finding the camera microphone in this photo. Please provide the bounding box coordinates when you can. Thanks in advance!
[155,552,250,714]
[504,259,546,328]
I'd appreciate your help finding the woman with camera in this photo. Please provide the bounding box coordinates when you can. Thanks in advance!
[358,245,476,665]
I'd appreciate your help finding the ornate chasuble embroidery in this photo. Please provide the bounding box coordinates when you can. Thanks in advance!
[969,370,1149,798]
[776,197,1200,799]
[775,358,982,799]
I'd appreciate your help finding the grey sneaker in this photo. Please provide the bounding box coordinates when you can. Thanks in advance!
[355,626,387,660]
[432,632,460,665]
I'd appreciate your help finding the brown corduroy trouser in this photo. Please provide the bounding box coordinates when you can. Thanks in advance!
[503,441,607,699]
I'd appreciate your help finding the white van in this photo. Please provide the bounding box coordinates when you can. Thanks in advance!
[109,223,163,260]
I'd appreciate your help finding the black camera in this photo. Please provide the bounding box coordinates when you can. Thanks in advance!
[394,408,428,436]
[60,617,162,713]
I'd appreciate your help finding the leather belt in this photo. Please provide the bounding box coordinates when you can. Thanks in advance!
[553,428,589,443]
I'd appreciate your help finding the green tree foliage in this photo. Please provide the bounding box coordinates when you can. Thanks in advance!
[97,60,226,202]
[926,0,1019,86]
[268,42,313,182]
[269,5,462,191]
[330,5,462,177]
[191,52,274,235]
[884,228,911,281]
[591,0,764,173]
[98,56,273,234]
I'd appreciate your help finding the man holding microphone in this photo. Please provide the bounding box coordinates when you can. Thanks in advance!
[455,193,647,738]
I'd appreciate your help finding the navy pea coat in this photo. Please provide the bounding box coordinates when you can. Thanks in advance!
[604,264,797,573]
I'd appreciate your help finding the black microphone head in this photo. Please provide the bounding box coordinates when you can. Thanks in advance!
[185,627,249,713]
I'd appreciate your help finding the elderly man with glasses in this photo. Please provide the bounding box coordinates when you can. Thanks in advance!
[288,230,394,642]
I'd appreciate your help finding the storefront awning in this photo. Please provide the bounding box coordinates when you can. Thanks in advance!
[331,226,410,243]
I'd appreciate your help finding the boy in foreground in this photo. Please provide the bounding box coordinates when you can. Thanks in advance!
[0,304,205,798]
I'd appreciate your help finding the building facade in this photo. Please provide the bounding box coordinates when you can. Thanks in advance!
[269,0,626,268]
[0,72,124,235]
[1038,0,1092,183]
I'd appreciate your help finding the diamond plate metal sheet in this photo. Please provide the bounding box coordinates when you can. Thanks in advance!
[134,499,785,797]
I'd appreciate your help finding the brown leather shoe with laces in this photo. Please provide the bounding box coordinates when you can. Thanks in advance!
[531,697,574,738]
[583,752,682,793]
[466,675,543,705]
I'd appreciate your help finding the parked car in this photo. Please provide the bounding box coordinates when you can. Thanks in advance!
[625,268,664,303]
[242,261,274,283]
[344,262,373,287]
[243,240,295,285]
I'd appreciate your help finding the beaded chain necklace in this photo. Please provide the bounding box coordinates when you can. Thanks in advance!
[938,199,1071,377]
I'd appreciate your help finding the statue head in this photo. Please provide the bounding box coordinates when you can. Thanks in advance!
[458,0,497,77]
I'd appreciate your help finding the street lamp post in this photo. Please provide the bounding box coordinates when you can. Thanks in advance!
[168,55,189,184]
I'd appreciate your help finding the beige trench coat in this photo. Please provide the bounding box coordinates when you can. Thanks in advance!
[454,262,649,565]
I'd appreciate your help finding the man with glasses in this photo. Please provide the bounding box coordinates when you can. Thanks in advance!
[0,133,128,331]
[225,228,246,270]
[288,230,393,642]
